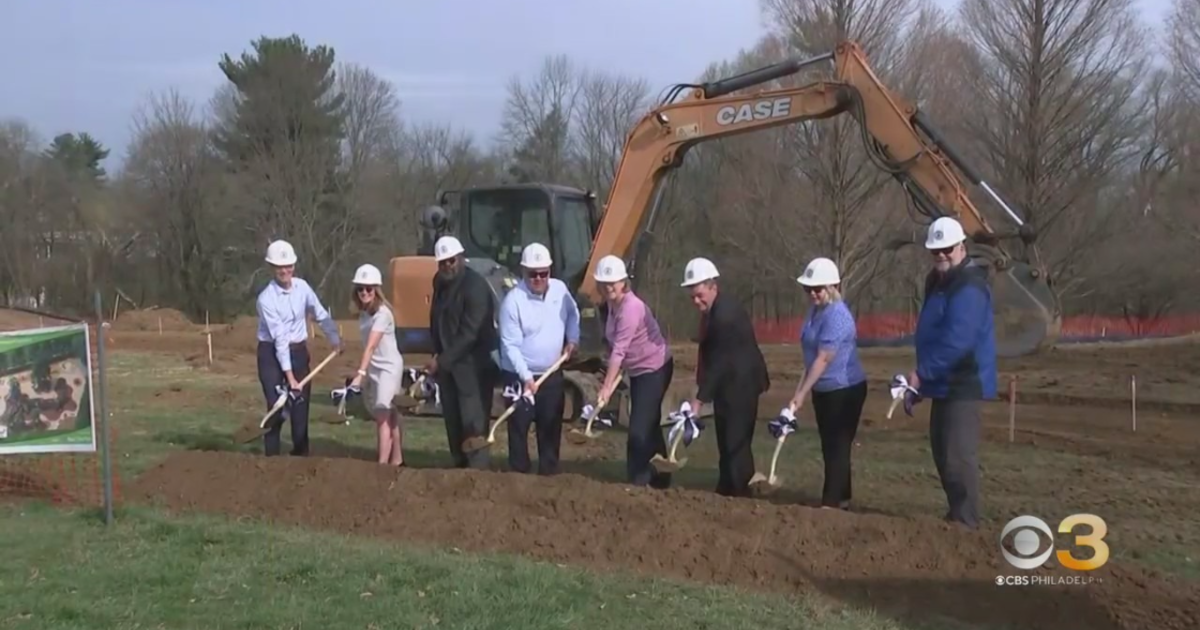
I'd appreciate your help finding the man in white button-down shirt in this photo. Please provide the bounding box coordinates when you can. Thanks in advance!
[256,239,343,456]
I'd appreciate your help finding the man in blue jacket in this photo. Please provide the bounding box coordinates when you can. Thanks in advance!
[908,216,997,529]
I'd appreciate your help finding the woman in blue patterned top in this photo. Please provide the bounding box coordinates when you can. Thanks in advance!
[791,257,868,510]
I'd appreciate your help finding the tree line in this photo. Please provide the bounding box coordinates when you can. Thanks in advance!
[1,0,1197,338]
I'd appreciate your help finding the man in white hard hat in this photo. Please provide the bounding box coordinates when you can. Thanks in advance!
[256,239,343,457]
[497,242,580,475]
[428,235,499,469]
[682,257,770,498]
[908,216,997,529]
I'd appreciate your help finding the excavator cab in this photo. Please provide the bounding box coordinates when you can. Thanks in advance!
[429,184,600,291]
[394,183,609,362]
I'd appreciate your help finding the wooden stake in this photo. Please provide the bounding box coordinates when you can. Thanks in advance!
[158,317,162,335]
[1008,375,1017,443]
[1131,375,1137,432]
[205,310,213,365]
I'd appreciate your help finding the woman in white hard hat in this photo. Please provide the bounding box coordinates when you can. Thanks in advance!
[792,257,867,510]
[349,263,406,466]
[593,254,675,489]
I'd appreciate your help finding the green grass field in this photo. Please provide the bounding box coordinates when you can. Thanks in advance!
[2,350,1197,629]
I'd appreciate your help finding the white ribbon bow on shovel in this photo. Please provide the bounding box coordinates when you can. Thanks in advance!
[652,401,704,473]
[462,352,570,453]
[330,378,362,419]
[887,373,922,419]
[406,368,440,405]
[751,406,798,494]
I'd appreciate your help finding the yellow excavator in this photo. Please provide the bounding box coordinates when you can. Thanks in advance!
[388,40,1061,424]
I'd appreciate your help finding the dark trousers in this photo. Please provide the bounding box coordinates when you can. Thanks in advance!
[712,381,760,497]
[811,380,868,507]
[502,369,565,475]
[438,356,496,470]
[256,341,311,457]
[626,357,674,488]
[930,398,982,528]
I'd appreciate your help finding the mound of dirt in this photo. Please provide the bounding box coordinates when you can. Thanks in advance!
[115,308,195,332]
[131,451,1197,630]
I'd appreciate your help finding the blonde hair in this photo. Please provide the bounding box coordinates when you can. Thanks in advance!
[825,285,843,303]
[350,285,388,316]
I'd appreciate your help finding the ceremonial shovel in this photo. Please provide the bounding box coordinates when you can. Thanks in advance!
[461,352,570,454]
[234,350,339,443]
[749,407,798,496]
[650,404,701,474]
[566,375,619,445]
[749,435,788,496]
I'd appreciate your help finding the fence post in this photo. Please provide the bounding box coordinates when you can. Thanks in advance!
[94,290,114,526]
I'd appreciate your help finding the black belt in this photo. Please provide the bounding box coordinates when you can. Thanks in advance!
[258,340,308,348]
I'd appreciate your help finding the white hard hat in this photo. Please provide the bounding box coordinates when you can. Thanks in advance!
[798,257,840,286]
[925,216,967,249]
[681,257,719,287]
[593,255,628,283]
[265,240,297,266]
[353,263,383,286]
[520,242,552,268]
[434,236,465,262]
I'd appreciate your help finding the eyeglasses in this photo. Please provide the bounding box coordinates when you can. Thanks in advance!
[527,270,550,279]
[802,285,825,293]
[930,246,954,257]
[355,286,375,294]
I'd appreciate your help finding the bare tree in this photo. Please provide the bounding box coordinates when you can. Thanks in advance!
[123,89,240,316]
[1169,0,1200,98]
[572,70,652,197]
[756,0,925,307]
[499,55,583,183]
[957,0,1151,300]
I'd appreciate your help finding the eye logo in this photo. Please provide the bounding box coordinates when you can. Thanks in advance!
[1000,514,1110,571]
[1000,515,1055,569]
[934,230,944,240]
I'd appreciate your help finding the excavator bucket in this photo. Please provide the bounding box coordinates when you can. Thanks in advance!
[989,261,1061,358]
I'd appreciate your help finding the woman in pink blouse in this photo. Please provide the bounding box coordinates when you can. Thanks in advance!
[594,255,674,488]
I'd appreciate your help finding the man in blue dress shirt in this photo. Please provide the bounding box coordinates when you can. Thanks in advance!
[497,242,579,475]
[256,239,343,457]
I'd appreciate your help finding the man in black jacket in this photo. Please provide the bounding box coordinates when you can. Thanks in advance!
[682,257,771,497]
[427,236,499,470]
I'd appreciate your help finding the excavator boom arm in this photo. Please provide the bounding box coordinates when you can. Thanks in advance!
[578,40,1059,357]
[582,41,1022,302]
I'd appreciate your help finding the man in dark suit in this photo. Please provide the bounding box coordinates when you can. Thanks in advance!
[682,257,771,497]
[427,235,499,470]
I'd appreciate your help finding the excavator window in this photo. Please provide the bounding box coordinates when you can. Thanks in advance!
[464,188,553,274]
[552,195,594,285]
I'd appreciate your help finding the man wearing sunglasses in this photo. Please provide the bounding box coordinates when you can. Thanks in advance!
[908,216,997,530]
[428,235,499,470]
[496,242,580,475]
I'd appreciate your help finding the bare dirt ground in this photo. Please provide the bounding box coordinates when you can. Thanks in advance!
[6,308,1199,629]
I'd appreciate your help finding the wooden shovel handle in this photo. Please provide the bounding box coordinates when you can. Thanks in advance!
[259,350,340,428]
[486,351,571,443]
[767,435,787,482]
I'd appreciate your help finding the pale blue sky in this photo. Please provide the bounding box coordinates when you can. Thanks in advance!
[0,0,1171,170]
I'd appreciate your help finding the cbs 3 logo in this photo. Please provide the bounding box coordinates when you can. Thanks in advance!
[1000,514,1109,571]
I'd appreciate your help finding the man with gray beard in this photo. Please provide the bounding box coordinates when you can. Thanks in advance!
[426,236,499,470]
